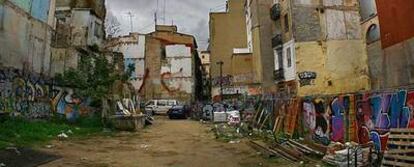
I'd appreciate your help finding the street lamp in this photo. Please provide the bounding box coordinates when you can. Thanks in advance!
[216,61,224,101]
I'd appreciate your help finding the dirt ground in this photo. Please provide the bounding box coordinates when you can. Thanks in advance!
[39,117,294,167]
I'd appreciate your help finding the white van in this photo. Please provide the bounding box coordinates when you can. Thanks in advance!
[145,99,178,115]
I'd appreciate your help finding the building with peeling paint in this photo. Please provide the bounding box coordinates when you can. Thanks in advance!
[51,0,106,75]
[360,0,414,90]
[105,33,146,93]
[270,0,370,97]
[109,25,202,103]
[0,0,56,75]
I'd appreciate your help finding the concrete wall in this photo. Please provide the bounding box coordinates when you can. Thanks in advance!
[0,1,53,75]
[295,40,370,96]
[0,67,93,120]
[209,0,247,79]
[248,0,275,90]
[288,0,370,96]
[361,1,414,90]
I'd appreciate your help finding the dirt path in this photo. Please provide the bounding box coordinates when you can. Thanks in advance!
[39,117,292,167]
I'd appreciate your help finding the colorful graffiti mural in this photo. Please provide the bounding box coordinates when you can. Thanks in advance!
[0,67,92,120]
[0,68,52,118]
[302,89,414,152]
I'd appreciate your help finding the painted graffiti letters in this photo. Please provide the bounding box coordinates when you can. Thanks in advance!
[298,71,317,87]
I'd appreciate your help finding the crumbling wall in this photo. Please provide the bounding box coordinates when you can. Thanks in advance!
[0,1,52,75]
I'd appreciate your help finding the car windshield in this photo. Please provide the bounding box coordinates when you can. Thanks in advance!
[171,106,184,109]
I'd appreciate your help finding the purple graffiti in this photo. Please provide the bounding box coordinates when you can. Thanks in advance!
[331,97,344,142]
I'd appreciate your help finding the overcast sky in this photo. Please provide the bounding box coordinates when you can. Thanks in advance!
[106,0,227,50]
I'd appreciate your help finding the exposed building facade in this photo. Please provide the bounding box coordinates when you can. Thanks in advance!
[105,33,146,93]
[271,0,370,97]
[244,0,275,91]
[0,0,56,75]
[209,0,261,100]
[143,25,202,103]
[51,0,106,75]
[360,0,414,90]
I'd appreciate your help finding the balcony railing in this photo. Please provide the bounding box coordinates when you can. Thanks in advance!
[272,34,283,48]
[270,3,281,21]
[274,68,285,81]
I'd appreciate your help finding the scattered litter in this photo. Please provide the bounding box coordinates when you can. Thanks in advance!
[45,145,54,149]
[67,130,73,134]
[57,133,69,140]
[140,144,151,149]
[0,163,5,167]
[228,140,240,144]
[80,157,88,161]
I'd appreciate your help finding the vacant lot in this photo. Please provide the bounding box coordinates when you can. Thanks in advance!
[39,117,293,167]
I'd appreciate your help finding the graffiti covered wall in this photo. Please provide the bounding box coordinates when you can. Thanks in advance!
[301,89,414,152]
[0,67,92,120]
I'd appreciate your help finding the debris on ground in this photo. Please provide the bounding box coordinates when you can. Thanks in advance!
[322,142,373,167]
[140,144,151,150]
[228,140,240,144]
[57,133,69,140]
[45,145,54,149]
[0,163,5,167]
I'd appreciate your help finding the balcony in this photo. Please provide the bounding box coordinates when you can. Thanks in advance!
[272,34,283,48]
[274,68,285,82]
[270,3,281,21]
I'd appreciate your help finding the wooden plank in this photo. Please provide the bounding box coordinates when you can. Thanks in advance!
[389,134,414,140]
[259,113,270,130]
[387,141,414,146]
[382,159,414,167]
[390,128,414,133]
[384,154,414,161]
[386,149,414,154]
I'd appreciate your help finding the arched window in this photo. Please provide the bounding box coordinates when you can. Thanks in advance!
[359,0,377,21]
[366,24,380,44]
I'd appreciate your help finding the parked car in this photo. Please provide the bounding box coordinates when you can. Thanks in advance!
[167,105,187,119]
[145,99,178,115]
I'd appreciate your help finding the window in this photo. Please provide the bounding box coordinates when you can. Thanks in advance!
[366,24,380,44]
[146,101,155,106]
[284,14,289,33]
[158,100,167,106]
[168,100,175,106]
[94,21,102,38]
[286,47,292,68]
